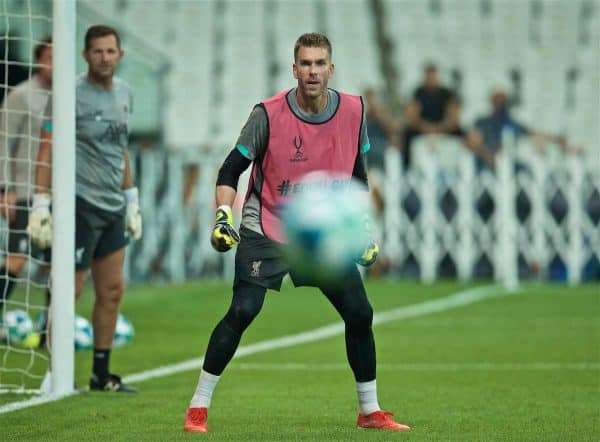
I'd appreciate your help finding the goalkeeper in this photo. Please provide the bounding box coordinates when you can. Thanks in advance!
[184,33,409,433]
[0,37,52,340]
[29,25,141,393]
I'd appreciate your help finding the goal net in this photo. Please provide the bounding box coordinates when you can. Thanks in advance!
[0,0,74,398]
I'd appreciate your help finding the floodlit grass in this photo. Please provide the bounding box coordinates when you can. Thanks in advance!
[1,280,598,441]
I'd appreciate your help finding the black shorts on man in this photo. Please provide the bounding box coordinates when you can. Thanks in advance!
[234,226,354,291]
[75,196,128,270]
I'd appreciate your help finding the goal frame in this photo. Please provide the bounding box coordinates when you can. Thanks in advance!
[49,0,75,397]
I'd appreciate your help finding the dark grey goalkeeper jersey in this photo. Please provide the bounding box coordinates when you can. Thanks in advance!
[44,74,133,212]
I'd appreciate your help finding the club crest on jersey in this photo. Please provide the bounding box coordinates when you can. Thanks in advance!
[250,260,262,277]
[290,136,308,163]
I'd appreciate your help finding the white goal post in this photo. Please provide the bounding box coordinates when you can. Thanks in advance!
[0,0,75,398]
[49,0,75,397]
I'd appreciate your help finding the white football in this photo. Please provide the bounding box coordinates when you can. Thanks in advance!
[281,171,371,282]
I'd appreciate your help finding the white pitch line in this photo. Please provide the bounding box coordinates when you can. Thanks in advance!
[228,362,600,371]
[124,284,505,383]
[0,284,504,414]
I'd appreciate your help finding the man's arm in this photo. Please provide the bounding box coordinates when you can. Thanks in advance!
[0,91,26,188]
[0,90,26,221]
[215,184,237,208]
[527,130,572,153]
[122,149,134,189]
[439,97,461,133]
[511,120,574,154]
[464,127,495,169]
[121,149,143,240]
[35,127,53,193]
[353,114,369,189]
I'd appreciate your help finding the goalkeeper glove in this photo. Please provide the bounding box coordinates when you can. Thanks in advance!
[27,193,52,249]
[356,213,379,267]
[210,205,240,252]
[124,187,143,240]
[357,239,380,267]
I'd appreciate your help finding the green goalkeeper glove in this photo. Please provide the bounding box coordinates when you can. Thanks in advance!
[210,205,240,252]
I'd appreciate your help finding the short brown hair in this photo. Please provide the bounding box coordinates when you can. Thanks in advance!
[294,33,332,61]
[34,36,52,61]
[84,25,121,50]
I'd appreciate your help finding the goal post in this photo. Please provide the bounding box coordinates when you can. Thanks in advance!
[49,0,75,397]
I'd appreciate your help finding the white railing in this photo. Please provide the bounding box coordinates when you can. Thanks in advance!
[130,138,599,285]
[381,135,599,286]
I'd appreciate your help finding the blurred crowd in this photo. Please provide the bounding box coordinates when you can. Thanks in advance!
[362,63,589,279]
[364,63,577,178]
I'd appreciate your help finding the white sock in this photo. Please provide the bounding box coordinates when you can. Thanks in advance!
[356,380,381,415]
[190,369,221,408]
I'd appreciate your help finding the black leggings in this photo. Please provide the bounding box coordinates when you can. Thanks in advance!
[202,269,376,382]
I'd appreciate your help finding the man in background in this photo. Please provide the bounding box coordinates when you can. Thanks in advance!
[0,37,52,344]
[0,35,29,106]
[466,88,570,171]
[403,64,464,168]
[29,25,142,392]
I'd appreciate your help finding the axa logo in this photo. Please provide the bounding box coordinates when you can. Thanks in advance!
[290,136,308,163]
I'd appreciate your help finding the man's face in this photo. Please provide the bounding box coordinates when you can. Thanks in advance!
[83,34,123,81]
[491,91,507,112]
[293,46,334,98]
[37,46,52,85]
[424,67,439,88]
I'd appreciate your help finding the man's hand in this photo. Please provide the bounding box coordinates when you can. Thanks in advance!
[0,189,17,223]
[27,193,52,249]
[210,205,240,252]
[356,214,379,267]
[124,187,143,240]
[357,239,379,267]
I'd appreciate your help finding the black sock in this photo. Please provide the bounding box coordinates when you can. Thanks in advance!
[0,267,17,312]
[93,348,111,382]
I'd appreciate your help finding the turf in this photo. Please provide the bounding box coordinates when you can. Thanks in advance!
[1,280,598,441]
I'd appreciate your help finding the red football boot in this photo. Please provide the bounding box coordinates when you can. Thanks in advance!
[357,410,411,431]
[184,407,208,433]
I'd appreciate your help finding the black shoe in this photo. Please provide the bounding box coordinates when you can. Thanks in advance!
[89,373,138,393]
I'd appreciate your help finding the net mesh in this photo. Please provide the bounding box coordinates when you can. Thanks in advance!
[0,0,52,395]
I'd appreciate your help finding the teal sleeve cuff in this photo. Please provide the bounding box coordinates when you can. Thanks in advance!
[236,144,251,159]
[362,143,371,153]
[42,120,53,132]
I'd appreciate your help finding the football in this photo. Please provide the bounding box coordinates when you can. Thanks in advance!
[113,313,134,347]
[2,309,38,348]
[281,171,371,281]
[74,315,94,350]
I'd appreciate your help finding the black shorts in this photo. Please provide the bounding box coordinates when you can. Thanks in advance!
[75,197,128,270]
[7,199,51,263]
[234,227,349,291]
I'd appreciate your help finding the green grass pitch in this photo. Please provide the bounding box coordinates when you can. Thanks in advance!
[1,280,598,441]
